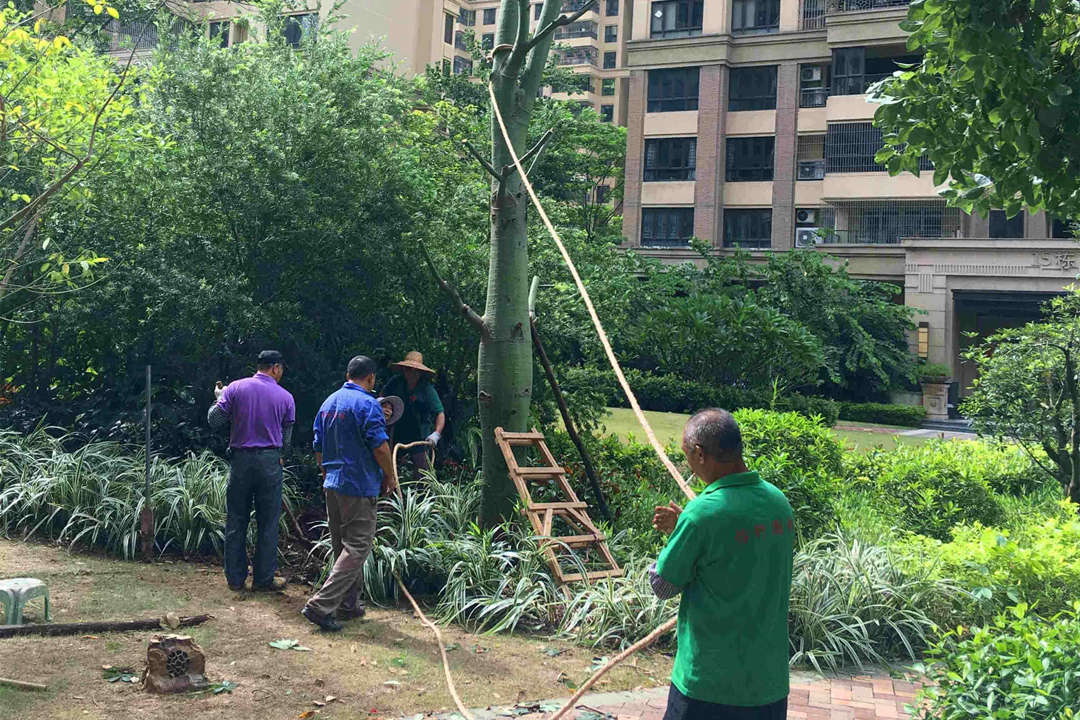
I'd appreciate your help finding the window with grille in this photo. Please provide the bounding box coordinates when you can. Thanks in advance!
[458,9,475,26]
[732,0,779,34]
[826,122,932,173]
[801,0,825,30]
[647,67,699,112]
[453,56,473,75]
[829,201,956,244]
[645,138,697,181]
[729,66,777,111]
[797,135,825,180]
[454,30,467,50]
[917,323,929,359]
[798,63,828,108]
[605,24,618,41]
[650,0,703,38]
[607,0,620,16]
[601,105,614,122]
[444,13,454,43]
[603,51,616,68]
[724,209,772,248]
[602,78,616,95]
[642,208,695,247]
[284,13,317,48]
[559,46,599,65]
[726,137,774,182]
[209,20,229,47]
[832,47,919,95]
[482,32,494,50]
[483,8,496,24]
[989,210,1024,239]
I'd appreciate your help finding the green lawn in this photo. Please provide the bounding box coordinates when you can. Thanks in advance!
[600,407,932,453]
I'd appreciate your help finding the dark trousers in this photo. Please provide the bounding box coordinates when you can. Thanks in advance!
[224,448,282,588]
[662,685,788,720]
[305,491,378,617]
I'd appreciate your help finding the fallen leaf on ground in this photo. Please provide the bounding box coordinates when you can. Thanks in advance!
[314,701,326,707]
[80,635,99,640]
[212,680,238,695]
[163,612,181,630]
[383,680,401,689]
[590,656,610,672]
[325,695,338,703]
[270,639,312,652]
[315,678,325,688]
[444,642,460,651]
[299,712,317,719]
[540,646,564,657]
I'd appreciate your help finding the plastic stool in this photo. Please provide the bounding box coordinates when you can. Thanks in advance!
[0,578,51,625]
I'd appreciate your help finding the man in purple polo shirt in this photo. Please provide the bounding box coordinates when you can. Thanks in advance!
[208,350,296,592]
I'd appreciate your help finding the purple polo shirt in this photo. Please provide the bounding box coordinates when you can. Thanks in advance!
[216,373,296,449]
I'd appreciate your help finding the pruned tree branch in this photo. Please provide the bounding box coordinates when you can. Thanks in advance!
[518,127,554,173]
[417,241,488,336]
[462,139,502,181]
[526,0,597,52]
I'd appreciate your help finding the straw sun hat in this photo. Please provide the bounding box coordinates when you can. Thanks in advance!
[390,351,436,376]
[376,395,404,426]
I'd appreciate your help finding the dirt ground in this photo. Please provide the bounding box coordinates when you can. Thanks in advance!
[0,540,671,720]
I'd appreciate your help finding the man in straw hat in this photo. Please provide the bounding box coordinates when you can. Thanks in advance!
[384,350,445,473]
[302,355,400,632]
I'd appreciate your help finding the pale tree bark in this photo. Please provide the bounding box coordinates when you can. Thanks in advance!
[424,0,592,524]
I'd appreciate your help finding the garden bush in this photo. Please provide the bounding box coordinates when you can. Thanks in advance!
[734,409,846,476]
[914,604,1080,719]
[0,429,298,558]
[839,402,926,428]
[897,510,1080,624]
[850,441,1009,540]
[558,367,840,426]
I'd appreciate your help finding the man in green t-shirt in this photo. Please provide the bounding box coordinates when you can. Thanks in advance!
[650,408,794,720]
[383,351,445,472]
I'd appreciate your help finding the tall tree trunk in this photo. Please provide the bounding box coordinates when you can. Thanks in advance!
[474,0,581,524]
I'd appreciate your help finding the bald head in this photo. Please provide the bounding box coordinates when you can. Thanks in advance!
[683,408,743,462]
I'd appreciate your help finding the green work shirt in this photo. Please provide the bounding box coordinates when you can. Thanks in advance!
[384,376,444,444]
[655,470,794,707]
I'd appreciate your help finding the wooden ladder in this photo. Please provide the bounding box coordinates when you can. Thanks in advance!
[494,427,622,585]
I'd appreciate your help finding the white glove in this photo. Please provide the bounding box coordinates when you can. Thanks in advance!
[426,431,441,445]
[214,382,226,401]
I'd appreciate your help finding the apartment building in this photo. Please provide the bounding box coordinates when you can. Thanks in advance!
[620,0,1078,404]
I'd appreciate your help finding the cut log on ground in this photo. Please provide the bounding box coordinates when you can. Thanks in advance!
[0,614,212,639]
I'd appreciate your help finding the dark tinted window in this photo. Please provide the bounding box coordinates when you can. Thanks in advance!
[726,136,775,181]
[724,209,772,248]
[729,66,777,111]
[647,67,699,112]
[483,8,496,24]
[989,210,1024,239]
[645,138,697,181]
[642,208,695,247]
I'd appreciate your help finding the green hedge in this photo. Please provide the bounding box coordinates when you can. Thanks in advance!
[560,366,840,427]
[839,402,926,428]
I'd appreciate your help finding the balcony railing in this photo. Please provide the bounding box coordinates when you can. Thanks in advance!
[103,20,159,52]
[799,86,828,107]
[831,71,892,96]
[562,0,595,12]
[801,0,825,29]
[554,21,598,39]
[558,48,598,66]
[828,0,909,12]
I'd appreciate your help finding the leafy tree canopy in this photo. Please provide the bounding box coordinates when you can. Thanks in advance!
[873,0,1080,221]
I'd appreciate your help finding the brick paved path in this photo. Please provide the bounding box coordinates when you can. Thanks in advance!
[439,671,924,720]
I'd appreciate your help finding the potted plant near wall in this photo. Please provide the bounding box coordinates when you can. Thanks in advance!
[919,362,951,421]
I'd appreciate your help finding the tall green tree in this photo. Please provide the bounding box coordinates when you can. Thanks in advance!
[872,0,1080,221]
[962,290,1080,505]
[432,0,599,524]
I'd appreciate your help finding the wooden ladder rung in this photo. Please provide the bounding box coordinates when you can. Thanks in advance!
[498,430,547,442]
[527,501,588,511]
[516,466,566,477]
[560,568,625,583]
[539,534,604,548]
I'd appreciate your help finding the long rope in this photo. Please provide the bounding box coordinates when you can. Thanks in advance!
[389,441,474,720]
[487,82,695,503]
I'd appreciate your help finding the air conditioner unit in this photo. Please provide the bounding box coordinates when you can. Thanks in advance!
[797,160,826,180]
[796,208,817,225]
[800,65,823,83]
[795,228,822,248]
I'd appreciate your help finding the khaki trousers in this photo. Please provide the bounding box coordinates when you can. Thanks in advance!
[305,490,377,617]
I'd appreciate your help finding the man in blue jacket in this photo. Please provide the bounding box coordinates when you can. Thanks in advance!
[302,355,398,632]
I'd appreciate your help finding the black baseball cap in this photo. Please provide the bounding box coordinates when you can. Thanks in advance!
[257,350,285,367]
